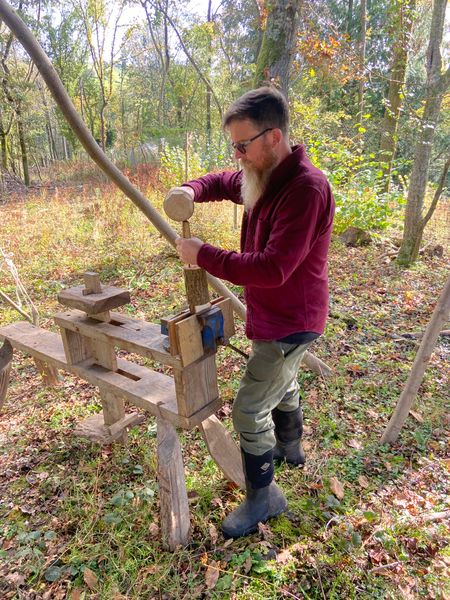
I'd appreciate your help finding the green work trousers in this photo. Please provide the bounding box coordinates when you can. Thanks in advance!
[232,340,312,456]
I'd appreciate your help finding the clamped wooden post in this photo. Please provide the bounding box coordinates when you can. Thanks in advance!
[163,187,210,313]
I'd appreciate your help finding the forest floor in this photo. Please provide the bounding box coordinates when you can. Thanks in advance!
[0,167,449,599]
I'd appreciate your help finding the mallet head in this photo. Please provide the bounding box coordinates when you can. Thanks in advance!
[164,187,194,222]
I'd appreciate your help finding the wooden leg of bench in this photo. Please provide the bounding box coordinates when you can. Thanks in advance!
[100,390,127,444]
[198,415,245,489]
[34,358,60,386]
[157,417,190,550]
[0,340,13,412]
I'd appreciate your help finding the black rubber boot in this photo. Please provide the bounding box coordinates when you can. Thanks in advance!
[221,448,287,539]
[272,406,306,466]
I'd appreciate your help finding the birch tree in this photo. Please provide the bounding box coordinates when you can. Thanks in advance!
[397,0,450,266]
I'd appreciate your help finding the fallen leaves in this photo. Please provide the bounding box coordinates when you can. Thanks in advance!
[209,523,218,545]
[348,438,363,449]
[83,567,98,590]
[204,560,220,589]
[5,572,25,586]
[358,475,369,488]
[329,476,345,499]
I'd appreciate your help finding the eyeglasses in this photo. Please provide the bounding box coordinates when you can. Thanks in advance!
[231,128,273,155]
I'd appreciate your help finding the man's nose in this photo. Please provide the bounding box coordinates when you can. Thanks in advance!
[234,147,244,160]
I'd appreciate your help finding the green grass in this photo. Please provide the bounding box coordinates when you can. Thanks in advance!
[0,175,449,599]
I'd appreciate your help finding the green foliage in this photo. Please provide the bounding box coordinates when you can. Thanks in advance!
[159,143,204,188]
[291,96,406,233]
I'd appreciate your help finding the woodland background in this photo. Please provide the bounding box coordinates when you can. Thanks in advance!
[0,0,449,599]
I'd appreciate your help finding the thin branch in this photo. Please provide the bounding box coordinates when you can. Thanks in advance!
[0,288,33,322]
[155,0,223,120]
[422,155,450,227]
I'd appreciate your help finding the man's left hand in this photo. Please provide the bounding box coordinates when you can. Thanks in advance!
[175,236,204,265]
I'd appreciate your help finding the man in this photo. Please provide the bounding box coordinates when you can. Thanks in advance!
[172,86,335,538]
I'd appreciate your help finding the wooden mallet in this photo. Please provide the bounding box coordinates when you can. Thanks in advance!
[164,187,210,314]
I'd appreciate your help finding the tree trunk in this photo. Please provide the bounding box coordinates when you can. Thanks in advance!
[381,275,450,444]
[254,0,301,98]
[0,130,7,170]
[397,0,450,266]
[357,0,367,127]
[205,0,212,155]
[347,0,354,34]
[379,0,415,192]
[17,116,29,186]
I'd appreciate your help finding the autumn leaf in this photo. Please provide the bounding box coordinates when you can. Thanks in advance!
[243,554,253,573]
[276,548,294,564]
[358,475,369,488]
[5,572,25,586]
[205,560,220,589]
[83,567,98,590]
[258,521,274,541]
[348,438,362,449]
[209,523,218,545]
[329,476,345,499]
[410,410,424,423]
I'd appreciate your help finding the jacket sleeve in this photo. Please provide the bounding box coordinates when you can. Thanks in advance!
[183,171,243,205]
[197,186,330,287]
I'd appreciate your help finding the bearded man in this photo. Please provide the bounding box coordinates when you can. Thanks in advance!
[172,86,335,538]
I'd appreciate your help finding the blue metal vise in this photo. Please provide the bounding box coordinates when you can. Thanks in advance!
[160,305,226,355]
[197,306,225,354]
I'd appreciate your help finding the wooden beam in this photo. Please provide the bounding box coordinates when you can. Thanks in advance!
[198,415,245,489]
[0,339,13,411]
[34,358,60,386]
[157,417,190,550]
[58,285,130,315]
[100,390,126,443]
[55,310,181,368]
[173,355,218,418]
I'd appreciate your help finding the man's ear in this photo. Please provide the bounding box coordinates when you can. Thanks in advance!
[271,128,283,146]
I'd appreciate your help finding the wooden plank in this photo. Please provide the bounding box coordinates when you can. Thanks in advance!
[0,322,68,366]
[108,412,145,438]
[58,285,130,314]
[0,322,220,429]
[198,415,245,489]
[55,310,181,368]
[160,309,190,357]
[174,297,235,368]
[73,412,144,444]
[73,413,114,443]
[34,358,60,386]
[175,316,204,367]
[82,272,102,294]
[100,390,126,443]
[211,297,235,341]
[0,339,13,411]
[157,417,190,550]
[173,355,218,418]
[91,339,117,371]
[60,327,93,366]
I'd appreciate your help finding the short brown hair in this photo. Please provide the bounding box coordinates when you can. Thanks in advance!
[223,86,289,136]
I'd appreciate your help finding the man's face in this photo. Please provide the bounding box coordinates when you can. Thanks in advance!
[228,119,278,174]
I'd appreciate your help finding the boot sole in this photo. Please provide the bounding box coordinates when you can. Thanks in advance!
[274,456,306,467]
[222,501,288,539]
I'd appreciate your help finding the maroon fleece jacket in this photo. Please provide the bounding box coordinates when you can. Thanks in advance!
[184,145,335,340]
